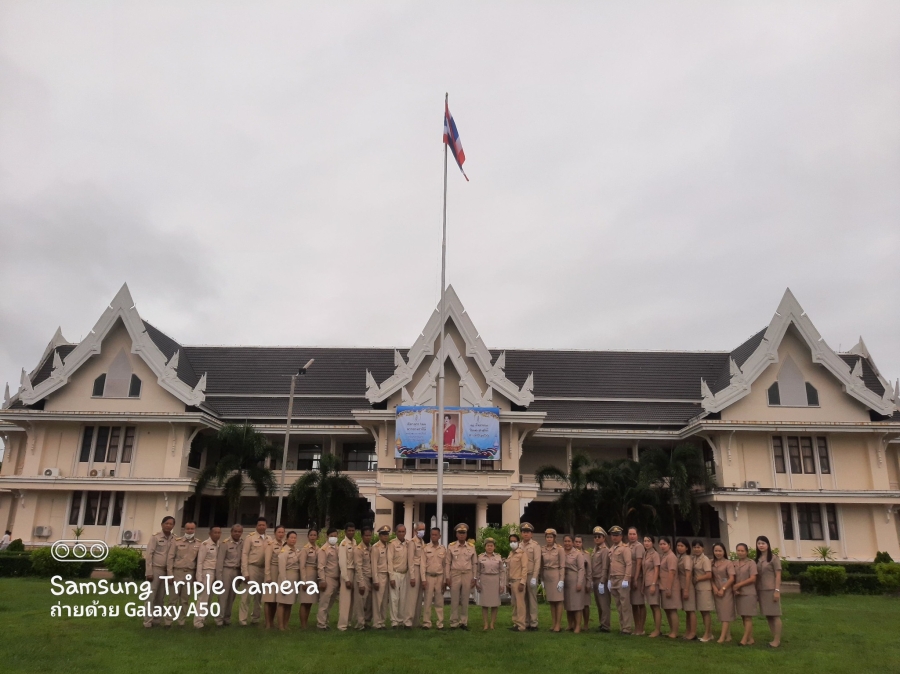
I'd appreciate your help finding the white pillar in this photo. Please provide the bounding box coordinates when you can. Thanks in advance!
[566,438,572,471]
[631,440,639,462]
[476,497,488,534]
[403,498,414,534]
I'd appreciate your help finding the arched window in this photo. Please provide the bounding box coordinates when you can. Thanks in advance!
[128,374,142,398]
[92,374,106,397]
[805,382,819,406]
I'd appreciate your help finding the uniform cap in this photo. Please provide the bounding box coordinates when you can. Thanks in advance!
[484,537,496,545]
[544,528,557,537]
[520,522,534,532]
[607,525,623,535]
[377,525,391,534]
[454,523,468,533]
[592,526,607,537]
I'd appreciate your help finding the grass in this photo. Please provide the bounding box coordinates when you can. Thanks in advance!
[1,578,897,673]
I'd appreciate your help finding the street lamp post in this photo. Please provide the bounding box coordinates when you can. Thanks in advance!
[275,358,314,527]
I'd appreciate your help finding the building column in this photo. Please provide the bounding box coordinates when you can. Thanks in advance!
[403,498,414,534]
[566,438,572,471]
[631,441,639,462]
[476,497,488,534]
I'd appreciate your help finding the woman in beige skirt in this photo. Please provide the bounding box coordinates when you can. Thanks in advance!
[755,535,783,648]
[658,537,681,638]
[263,525,286,629]
[561,535,585,633]
[732,543,758,646]
[540,528,565,632]
[476,538,504,630]
[573,536,592,629]
[691,539,714,642]
[298,528,320,629]
[711,542,736,644]
[276,531,301,630]
[641,535,662,637]
[677,538,696,640]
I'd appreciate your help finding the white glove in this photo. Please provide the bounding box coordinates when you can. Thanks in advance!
[598,583,605,595]
[530,578,537,587]
[622,579,629,589]
[556,580,564,592]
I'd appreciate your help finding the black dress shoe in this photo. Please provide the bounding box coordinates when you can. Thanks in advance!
[459,624,469,631]
[508,626,524,632]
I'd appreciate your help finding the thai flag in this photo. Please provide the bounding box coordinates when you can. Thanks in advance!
[443,101,468,181]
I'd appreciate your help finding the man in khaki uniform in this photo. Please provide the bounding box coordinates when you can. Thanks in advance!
[142,515,175,628]
[166,520,201,626]
[239,516,269,626]
[627,526,646,635]
[405,521,426,627]
[194,526,221,629]
[506,533,527,632]
[607,526,634,634]
[337,522,357,632]
[387,523,410,628]
[520,522,541,630]
[316,527,340,629]
[353,526,374,630]
[445,523,478,630]
[215,524,243,626]
[421,526,446,630]
[370,525,391,629]
[590,526,611,633]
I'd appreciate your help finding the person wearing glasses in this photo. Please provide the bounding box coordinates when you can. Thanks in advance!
[590,527,611,633]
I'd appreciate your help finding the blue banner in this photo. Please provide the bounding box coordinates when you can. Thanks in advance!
[395,406,500,460]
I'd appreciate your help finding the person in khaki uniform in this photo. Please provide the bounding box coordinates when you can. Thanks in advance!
[506,532,527,632]
[519,523,541,630]
[298,528,320,629]
[353,526,374,630]
[421,527,446,630]
[263,525,286,629]
[166,521,201,627]
[276,532,301,630]
[143,516,175,628]
[591,527,611,633]
[405,521,427,627]
[370,525,391,629]
[239,517,269,626]
[336,522,357,632]
[627,527,646,636]
[445,523,478,630]
[316,527,340,630]
[193,526,221,629]
[387,524,410,628]
[476,537,504,630]
[215,524,244,626]
[606,526,633,634]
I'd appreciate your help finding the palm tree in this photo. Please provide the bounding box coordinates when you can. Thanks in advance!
[587,459,658,532]
[194,423,279,523]
[288,453,360,529]
[638,443,715,540]
[534,453,597,534]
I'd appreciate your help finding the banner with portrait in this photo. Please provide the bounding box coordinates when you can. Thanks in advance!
[395,406,501,461]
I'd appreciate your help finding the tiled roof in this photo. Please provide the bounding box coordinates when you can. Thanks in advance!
[839,355,886,397]
[143,321,200,388]
[529,399,704,425]
[709,328,767,394]
[204,395,368,419]
[29,345,77,387]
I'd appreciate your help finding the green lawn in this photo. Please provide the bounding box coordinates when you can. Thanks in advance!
[0,578,896,673]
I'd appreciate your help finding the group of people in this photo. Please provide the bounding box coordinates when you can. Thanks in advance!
[143,517,783,647]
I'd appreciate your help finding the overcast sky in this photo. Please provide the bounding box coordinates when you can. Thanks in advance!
[1,2,899,404]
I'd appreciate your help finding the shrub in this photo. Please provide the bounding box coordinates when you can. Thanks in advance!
[474,524,518,557]
[811,545,836,561]
[874,551,894,564]
[0,552,33,577]
[803,565,847,595]
[30,546,95,578]
[875,563,900,591]
[844,574,882,595]
[104,546,144,580]
[7,538,25,552]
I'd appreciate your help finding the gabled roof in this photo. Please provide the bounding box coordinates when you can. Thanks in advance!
[708,328,767,395]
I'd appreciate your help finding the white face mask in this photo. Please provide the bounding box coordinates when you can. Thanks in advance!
[328,537,338,546]
[509,542,519,550]
[183,533,195,540]
[417,530,425,539]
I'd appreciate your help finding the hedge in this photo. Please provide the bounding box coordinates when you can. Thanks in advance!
[802,565,846,595]
[785,561,872,576]
[798,569,884,595]
[0,552,34,577]
[29,547,96,578]
[875,563,900,591]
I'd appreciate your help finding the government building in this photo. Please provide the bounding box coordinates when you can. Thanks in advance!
[1,284,898,561]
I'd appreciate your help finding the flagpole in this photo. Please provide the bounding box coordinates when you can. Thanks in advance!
[436,92,448,540]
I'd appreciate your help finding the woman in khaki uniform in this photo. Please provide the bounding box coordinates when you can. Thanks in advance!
[476,538,504,630]
[676,538,696,640]
[561,535,585,633]
[573,536,592,629]
[263,525,286,629]
[276,531,300,630]
[641,535,662,637]
[691,539,714,642]
[540,529,566,632]
[755,535,783,648]
[298,528,320,629]
[710,542,735,644]
[732,543,758,646]
[658,537,681,638]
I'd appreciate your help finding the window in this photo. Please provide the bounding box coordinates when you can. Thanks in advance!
[787,437,802,474]
[767,382,781,406]
[772,437,786,473]
[768,357,819,406]
[800,437,816,473]
[817,437,831,474]
[79,427,95,463]
[826,504,839,540]
[69,491,126,527]
[797,503,824,540]
[128,375,142,398]
[93,427,111,463]
[805,383,819,406]
[121,427,136,463]
[92,374,106,397]
[69,491,84,525]
[296,445,321,471]
[107,427,121,464]
[343,443,376,471]
[79,426,135,464]
[781,503,794,540]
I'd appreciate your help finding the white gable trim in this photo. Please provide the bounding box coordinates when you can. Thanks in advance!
[701,288,896,416]
[366,285,534,406]
[17,284,206,407]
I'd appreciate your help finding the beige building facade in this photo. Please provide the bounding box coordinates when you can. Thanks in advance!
[1,284,898,561]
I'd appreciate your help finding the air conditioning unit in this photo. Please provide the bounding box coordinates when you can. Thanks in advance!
[122,529,141,543]
[89,468,106,477]
[108,469,115,477]
[745,480,760,489]
[33,526,52,537]
[43,467,61,477]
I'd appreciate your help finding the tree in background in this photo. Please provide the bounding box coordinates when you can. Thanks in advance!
[535,453,597,534]
[588,459,658,533]
[288,453,359,529]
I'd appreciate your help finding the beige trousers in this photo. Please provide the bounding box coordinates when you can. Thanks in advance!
[389,571,409,626]
[371,572,390,628]
[509,580,526,630]
[217,567,240,626]
[422,574,445,628]
[239,565,265,625]
[317,575,340,628]
[337,570,355,631]
[405,573,424,627]
[171,568,194,626]
[448,571,473,627]
[353,578,372,629]
[143,565,170,627]
[593,582,612,631]
[194,570,217,628]
[525,578,539,628]
[610,578,633,634]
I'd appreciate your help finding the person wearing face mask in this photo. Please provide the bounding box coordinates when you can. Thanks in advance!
[606,526,633,634]
[263,525,287,629]
[316,527,341,630]
[167,521,201,627]
[240,516,270,626]
[406,521,427,628]
[520,523,541,630]
[422,527,447,630]
[143,516,176,628]
[194,526,222,629]
[506,533,527,632]
[387,523,410,628]
[336,522,357,632]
